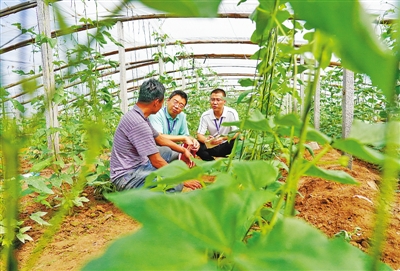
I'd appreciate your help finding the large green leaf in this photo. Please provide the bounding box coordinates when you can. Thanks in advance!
[23,176,54,195]
[349,120,395,147]
[275,114,332,144]
[231,160,279,189]
[144,160,204,188]
[82,183,273,270]
[224,109,273,132]
[288,0,396,100]
[334,137,400,169]
[234,217,392,271]
[250,2,290,44]
[30,157,54,172]
[302,160,358,185]
[333,138,385,165]
[139,0,222,17]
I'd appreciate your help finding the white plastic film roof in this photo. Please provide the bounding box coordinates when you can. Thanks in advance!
[0,0,397,110]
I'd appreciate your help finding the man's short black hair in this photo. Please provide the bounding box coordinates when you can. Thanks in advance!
[168,90,188,105]
[138,79,165,103]
[211,88,226,97]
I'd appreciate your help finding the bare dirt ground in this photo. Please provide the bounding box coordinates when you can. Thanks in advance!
[15,148,400,271]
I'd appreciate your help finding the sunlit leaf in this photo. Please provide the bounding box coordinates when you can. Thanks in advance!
[23,176,54,194]
[30,157,53,172]
[275,114,331,144]
[333,138,386,166]
[144,160,204,188]
[236,89,254,104]
[235,217,392,271]
[301,160,358,185]
[349,120,389,147]
[288,0,396,100]
[30,211,51,226]
[224,109,273,132]
[83,184,272,270]
[238,78,257,87]
[232,160,279,189]
[139,0,222,17]
[21,78,38,94]
[10,99,25,113]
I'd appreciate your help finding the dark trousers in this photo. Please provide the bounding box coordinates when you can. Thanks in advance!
[196,139,235,161]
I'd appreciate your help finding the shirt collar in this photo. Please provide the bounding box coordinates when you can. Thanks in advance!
[133,104,146,119]
[212,106,226,120]
[164,107,181,121]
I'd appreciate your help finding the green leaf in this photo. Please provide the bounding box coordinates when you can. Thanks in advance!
[72,196,89,207]
[288,0,396,101]
[235,217,392,271]
[250,3,290,44]
[30,211,51,226]
[312,30,335,69]
[275,114,331,144]
[333,138,386,166]
[23,176,54,194]
[10,99,25,113]
[231,160,279,189]
[238,78,257,87]
[103,31,123,47]
[144,160,204,188]
[21,78,38,94]
[224,109,273,132]
[349,120,390,147]
[30,157,53,172]
[140,0,222,17]
[302,160,358,185]
[192,157,229,173]
[250,47,267,60]
[250,6,274,43]
[16,227,33,243]
[236,89,254,104]
[83,184,273,270]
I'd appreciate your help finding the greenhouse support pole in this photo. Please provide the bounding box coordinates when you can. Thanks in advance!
[314,72,321,130]
[299,56,305,117]
[342,69,354,169]
[158,45,164,74]
[181,59,186,90]
[196,72,200,90]
[36,0,60,155]
[117,21,128,113]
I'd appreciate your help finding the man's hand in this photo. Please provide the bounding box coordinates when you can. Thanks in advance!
[183,180,202,190]
[192,138,200,151]
[181,148,195,168]
[183,136,200,152]
[210,135,224,146]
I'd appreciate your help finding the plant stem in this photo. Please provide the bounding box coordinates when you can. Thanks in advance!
[369,120,399,271]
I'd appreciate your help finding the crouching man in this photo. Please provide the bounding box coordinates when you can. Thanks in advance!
[110,79,201,192]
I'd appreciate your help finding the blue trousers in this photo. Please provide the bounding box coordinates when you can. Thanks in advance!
[113,146,183,192]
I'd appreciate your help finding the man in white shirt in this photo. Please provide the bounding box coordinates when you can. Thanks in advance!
[196,88,239,161]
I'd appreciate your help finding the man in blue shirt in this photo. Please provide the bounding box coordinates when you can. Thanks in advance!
[149,90,200,161]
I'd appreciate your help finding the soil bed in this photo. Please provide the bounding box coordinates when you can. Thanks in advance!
[15,148,400,270]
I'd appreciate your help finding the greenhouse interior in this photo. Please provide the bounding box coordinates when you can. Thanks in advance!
[1,0,400,270]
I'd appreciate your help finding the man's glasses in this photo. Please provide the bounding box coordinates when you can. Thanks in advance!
[171,98,185,109]
[210,98,223,102]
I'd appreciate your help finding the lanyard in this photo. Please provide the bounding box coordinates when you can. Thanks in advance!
[213,117,223,133]
[165,108,177,134]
